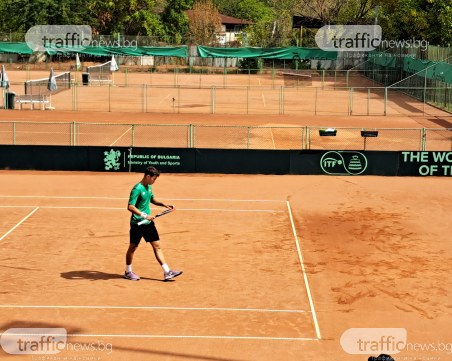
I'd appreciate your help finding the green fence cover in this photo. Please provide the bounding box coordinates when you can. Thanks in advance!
[45,45,188,57]
[0,42,187,57]
[197,46,337,60]
[368,52,397,67]
[403,56,452,83]
[0,42,33,54]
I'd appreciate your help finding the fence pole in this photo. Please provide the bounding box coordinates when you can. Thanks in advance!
[131,125,135,147]
[188,124,194,148]
[108,84,111,112]
[315,88,318,115]
[12,122,16,145]
[349,88,354,115]
[74,122,78,146]
[211,86,216,114]
[247,127,250,149]
[70,122,73,146]
[421,128,426,151]
[280,86,284,115]
[367,88,370,115]
[143,85,147,113]
[423,70,427,116]
[384,87,387,116]
[246,86,249,115]
[178,85,181,114]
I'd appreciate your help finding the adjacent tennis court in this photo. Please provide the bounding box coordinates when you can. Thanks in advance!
[0,171,450,361]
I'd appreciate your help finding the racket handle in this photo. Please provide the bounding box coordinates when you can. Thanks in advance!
[138,219,150,226]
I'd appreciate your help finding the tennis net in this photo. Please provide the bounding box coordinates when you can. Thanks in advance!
[24,71,71,95]
[87,61,112,83]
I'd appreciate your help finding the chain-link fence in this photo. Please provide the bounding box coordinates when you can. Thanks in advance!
[1,121,450,151]
[2,83,449,117]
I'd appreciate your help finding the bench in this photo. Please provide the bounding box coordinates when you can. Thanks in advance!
[15,95,50,110]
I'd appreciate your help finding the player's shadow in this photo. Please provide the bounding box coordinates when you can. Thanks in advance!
[60,270,170,282]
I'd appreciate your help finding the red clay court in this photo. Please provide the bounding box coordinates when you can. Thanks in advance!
[0,70,451,361]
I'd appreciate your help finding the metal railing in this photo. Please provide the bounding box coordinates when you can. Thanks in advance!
[0,121,450,151]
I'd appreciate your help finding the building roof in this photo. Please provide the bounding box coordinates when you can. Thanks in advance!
[219,14,253,25]
[186,11,252,25]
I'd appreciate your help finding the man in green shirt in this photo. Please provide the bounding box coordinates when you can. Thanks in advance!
[125,166,182,281]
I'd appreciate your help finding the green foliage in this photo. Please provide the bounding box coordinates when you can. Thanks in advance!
[161,0,194,44]
[0,0,449,48]
[238,57,262,73]
[0,0,94,32]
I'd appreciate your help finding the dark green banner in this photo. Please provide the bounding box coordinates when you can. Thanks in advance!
[1,146,451,176]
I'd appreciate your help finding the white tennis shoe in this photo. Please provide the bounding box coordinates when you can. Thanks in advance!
[164,270,183,281]
[124,271,140,281]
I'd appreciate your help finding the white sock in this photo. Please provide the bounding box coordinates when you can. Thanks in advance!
[162,264,170,273]
[126,265,132,273]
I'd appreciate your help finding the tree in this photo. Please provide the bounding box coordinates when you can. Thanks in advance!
[187,0,222,45]
[161,0,194,44]
[89,0,164,36]
[215,0,276,46]
[0,0,94,33]
[378,0,451,46]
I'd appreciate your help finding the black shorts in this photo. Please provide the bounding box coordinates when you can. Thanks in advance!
[130,222,160,245]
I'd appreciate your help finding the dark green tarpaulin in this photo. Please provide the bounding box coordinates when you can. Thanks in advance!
[403,56,452,83]
[368,52,397,68]
[45,45,188,57]
[0,42,187,57]
[197,46,337,60]
[0,42,33,55]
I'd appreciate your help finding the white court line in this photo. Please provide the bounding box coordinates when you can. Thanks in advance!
[0,205,283,213]
[109,126,132,147]
[286,200,322,340]
[0,207,39,242]
[65,334,319,341]
[3,333,318,341]
[0,195,285,203]
[0,305,309,313]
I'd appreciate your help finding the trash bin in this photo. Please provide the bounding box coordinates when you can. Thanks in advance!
[82,73,90,86]
[5,91,15,109]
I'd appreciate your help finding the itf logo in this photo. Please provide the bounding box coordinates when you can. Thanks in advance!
[320,151,368,175]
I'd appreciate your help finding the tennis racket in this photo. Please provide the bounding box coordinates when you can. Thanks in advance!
[138,207,174,225]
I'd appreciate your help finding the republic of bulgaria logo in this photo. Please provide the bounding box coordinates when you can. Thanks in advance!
[104,149,121,170]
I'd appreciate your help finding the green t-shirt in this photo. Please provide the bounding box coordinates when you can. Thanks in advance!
[128,182,154,224]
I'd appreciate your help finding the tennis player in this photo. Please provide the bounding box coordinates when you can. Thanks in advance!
[124,166,182,281]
